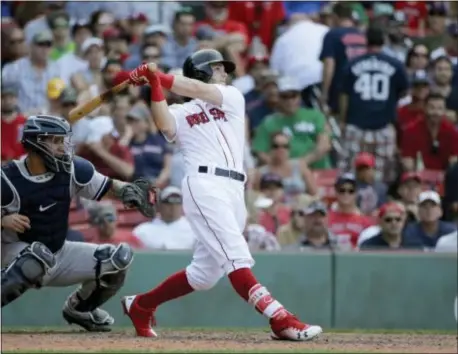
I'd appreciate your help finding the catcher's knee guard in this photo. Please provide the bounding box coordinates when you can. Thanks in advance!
[1,242,56,307]
[68,242,133,313]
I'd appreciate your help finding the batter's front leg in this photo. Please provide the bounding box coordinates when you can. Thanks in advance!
[46,241,133,332]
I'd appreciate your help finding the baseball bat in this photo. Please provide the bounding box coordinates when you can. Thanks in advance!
[68,80,129,123]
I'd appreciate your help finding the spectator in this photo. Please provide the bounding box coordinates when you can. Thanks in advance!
[23,1,66,44]
[126,105,172,187]
[256,173,291,235]
[285,201,336,250]
[142,24,170,51]
[110,95,132,145]
[72,37,105,93]
[404,44,430,76]
[443,162,458,222]
[319,2,366,116]
[435,230,458,253]
[89,10,115,39]
[79,117,135,181]
[244,224,281,252]
[283,2,324,20]
[195,2,248,59]
[56,21,92,86]
[124,42,162,72]
[270,13,329,102]
[48,11,74,61]
[328,173,375,249]
[431,56,458,123]
[254,132,318,200]
[232,53,270,96]
[430,23,458,65]
[339,26,409,182]
[359,202,423,250]
[227,1,285,51]
[354,152,388,215]
[1,83,26,163]
[133,186,196,250]
[277,204,307,247]
[394,1,428,34]
[58,88,91,148]
[401,93,458,172]
[396,172,423,222]
[161,7,199,71]
[2,30,63,114]
[252,76,331,169]
[1,25,27,68]
[404,191,457,249]
[380,10,411,62]
[103,28,130,63]
[245,69,278,135]
[126,12,149,47]
[397,70,430,143]
[414,4,448,52]
[86,201,143,248]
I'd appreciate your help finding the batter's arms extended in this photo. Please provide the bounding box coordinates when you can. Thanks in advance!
[128,63,223,140]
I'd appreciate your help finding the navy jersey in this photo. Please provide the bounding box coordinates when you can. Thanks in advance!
[359,232,423,250]
[319,27,367,113]
[342,52,409,130]
[1,156,111,252]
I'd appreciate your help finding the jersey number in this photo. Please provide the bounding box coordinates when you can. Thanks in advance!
[354,73,389,101]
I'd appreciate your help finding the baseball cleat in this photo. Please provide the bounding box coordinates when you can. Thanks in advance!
[122,295,157,337]
[269,309,323,341]
[62,306,114,332]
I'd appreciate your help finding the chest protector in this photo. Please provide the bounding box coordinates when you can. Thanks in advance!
[3,163,71,253]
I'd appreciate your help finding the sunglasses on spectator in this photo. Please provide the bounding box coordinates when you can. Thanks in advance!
[337,187,355,195]
[10,37,25,45]
[36,41,52,47]
[292,210,305,217]
[272,143,289,149]
[383,216,402,223]
[280,93,299,100]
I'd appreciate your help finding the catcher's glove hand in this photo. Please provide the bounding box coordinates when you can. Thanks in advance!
[117,178,158,218]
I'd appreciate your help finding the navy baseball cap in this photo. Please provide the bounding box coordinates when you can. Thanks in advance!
[411,70,430,86]
[304,201,328,216]
[335,173,356,187]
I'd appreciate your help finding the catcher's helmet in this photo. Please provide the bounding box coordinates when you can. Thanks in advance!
[182,49,236,83]
[21,115,73,174]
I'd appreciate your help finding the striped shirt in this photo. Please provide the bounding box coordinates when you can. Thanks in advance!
[2,57,63,114]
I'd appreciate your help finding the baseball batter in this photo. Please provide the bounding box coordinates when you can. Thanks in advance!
[1,114,157,331]
[122,49,323,341]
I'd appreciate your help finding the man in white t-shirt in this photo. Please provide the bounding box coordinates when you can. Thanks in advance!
[133,186,196,250]
[121,49,322,341]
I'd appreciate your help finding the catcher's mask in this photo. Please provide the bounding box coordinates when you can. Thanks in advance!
[21,115,74,174]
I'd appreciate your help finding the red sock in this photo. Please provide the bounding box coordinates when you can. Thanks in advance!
[229,268,284,318]
[137,270,194,310]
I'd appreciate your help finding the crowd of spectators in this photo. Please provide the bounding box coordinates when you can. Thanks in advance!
[2,1,457,253]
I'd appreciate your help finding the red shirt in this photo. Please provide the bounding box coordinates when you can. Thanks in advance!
[1,114,26,162]
[227,1,285,50]
[79,138,134,180]
[394,2,427,30]
[397,104,424,145]
[328,210,375,248]
[400,118,458,171]
[258,204,291,235]
[195,19,250,45]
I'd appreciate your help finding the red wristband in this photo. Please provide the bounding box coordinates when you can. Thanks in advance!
[157,71,174,90]
[149,75,165,102]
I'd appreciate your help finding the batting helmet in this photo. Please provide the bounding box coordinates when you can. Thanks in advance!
[21,115,74,174]
[182,49,236,83]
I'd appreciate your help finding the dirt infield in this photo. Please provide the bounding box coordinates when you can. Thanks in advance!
[2,329,457,353]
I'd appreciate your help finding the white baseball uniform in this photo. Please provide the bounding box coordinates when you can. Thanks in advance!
[168,84,254,291]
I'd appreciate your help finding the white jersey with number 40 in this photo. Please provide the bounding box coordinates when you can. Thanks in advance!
[168,84,246,175]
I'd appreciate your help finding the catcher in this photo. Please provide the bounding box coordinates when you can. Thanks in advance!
[1,114,157,332]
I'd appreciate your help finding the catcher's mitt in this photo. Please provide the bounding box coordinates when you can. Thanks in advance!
[117,178,158,218]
